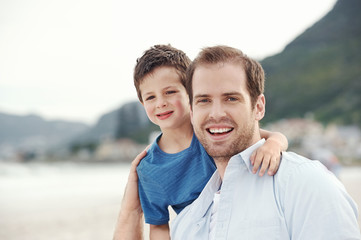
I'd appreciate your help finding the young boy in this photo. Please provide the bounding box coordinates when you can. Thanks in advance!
[133,45,288,239]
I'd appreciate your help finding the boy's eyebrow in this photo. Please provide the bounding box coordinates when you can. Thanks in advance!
[163,86,177,90]
[142,91,154,97]
[142,85,179,96]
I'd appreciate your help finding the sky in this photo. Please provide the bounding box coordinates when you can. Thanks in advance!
[0,0,337,125]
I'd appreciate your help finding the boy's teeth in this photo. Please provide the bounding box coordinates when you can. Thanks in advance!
[209,128,231,133]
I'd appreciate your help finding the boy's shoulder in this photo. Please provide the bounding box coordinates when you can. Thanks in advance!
[137,134,215,175]
[143,133,206,161]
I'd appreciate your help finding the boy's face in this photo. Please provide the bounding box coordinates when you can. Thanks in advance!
[139,66,190,131]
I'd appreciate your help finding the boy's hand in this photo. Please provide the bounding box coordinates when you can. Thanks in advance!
[122,148,148,215]
[250,139,281,176]
[113,147,149,240]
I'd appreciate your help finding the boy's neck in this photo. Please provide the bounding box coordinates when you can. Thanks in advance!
[158,123,194,154]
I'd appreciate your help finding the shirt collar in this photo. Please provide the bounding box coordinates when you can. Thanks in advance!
[189,170,222,220]
[229,138,266,173]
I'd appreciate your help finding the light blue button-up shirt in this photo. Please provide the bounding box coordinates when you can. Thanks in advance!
[171,139,361,239]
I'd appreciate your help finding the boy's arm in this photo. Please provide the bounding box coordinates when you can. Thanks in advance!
[251,129,288,176]
[150,224,170,240]
[113,150,147,240]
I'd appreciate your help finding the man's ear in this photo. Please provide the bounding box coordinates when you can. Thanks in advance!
[255,94,265,121]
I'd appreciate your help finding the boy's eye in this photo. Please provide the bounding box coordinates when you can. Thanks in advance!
[145,96,155,101]
[166,90,177,95]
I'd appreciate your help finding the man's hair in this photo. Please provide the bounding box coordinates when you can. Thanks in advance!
[133,44,192,102]
[185,45,265,108]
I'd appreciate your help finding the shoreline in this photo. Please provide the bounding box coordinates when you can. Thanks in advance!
[0,163,360,239]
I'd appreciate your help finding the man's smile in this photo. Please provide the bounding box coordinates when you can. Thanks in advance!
[207,127,233,135]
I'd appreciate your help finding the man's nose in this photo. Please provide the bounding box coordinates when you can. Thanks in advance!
[209,101,226,119]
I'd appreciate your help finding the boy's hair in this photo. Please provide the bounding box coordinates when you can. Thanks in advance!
[134,44,192,102]
[185,45,265,108]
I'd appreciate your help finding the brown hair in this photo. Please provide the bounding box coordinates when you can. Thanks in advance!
[133,44,191,102]
[186,45,265,108]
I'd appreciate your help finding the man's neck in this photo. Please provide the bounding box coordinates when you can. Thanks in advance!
[214,158,230,180]
[215,134,262,180]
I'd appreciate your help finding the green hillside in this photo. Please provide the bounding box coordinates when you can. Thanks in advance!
[262,0,361,126]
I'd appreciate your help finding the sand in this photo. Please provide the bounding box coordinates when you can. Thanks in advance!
[0,163,360,240]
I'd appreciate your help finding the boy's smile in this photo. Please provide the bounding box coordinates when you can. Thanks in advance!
[156,110,174,120]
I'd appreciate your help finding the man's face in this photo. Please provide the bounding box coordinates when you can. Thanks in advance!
[190,62,264,161]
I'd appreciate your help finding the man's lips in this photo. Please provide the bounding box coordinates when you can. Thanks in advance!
[205,127,234,141]
[207,127,233,134]
[156,111,173,120]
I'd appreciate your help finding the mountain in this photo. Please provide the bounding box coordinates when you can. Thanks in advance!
[115,101,159,143]
[261,0,361,126]
[0,112,90,151]
[0,101,156,160]
[69,101,158,146]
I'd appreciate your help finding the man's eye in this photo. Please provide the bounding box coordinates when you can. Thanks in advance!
[196,98,210,104]
[227,97,238,102]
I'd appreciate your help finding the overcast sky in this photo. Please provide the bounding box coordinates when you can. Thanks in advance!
[0,0,337,125]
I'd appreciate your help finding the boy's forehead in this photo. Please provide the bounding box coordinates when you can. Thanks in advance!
[145,66,181,79]
[139,66,185,92]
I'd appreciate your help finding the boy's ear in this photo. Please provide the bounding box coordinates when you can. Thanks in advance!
[255,94,265,121]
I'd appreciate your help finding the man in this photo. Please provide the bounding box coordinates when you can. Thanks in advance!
[114,46,361,239]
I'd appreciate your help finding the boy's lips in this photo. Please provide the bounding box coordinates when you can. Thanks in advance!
[156,111,174,120]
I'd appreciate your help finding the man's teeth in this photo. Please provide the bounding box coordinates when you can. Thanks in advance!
[209,128,232,134]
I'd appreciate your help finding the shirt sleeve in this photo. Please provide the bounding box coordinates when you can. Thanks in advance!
[137,166,170,225]
[281,160,360,239]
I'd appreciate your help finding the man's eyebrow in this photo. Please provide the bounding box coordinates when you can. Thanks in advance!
[223,92,245,101]
[193,94,210,99]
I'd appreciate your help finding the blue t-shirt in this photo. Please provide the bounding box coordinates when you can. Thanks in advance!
[137,133,216,225]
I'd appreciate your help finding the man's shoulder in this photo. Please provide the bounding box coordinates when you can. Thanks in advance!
[274,151,347,198]
[276,151,333,186]
[278,151,323,171]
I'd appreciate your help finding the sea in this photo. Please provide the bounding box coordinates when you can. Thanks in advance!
[0,161,360,240]
[0,161,130,240]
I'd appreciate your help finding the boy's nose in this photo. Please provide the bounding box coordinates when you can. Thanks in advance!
[156,98,168,108]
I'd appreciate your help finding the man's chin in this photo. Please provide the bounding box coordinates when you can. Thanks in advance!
[204,146,232,160]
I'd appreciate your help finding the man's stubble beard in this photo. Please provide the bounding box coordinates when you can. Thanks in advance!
[195,118,256,163]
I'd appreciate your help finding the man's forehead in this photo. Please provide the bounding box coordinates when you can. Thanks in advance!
[192,63,247,91]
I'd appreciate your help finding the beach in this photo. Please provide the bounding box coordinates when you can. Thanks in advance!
[0,162,360,240]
